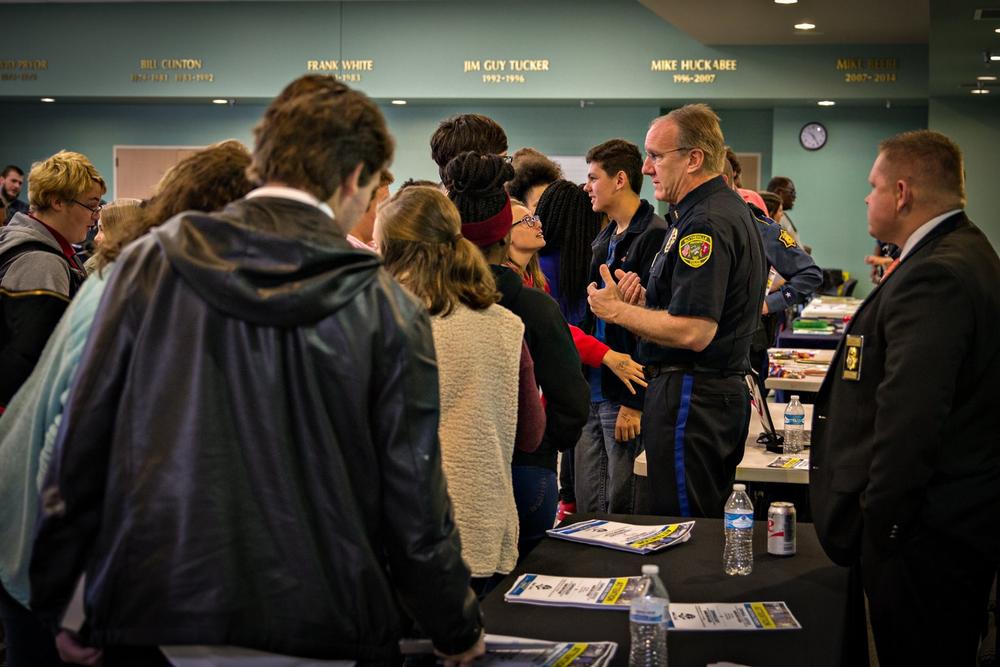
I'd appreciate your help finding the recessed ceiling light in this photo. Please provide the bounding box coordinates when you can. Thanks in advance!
[977,75,998,81]
[817,100,836,106]
[794,22,816,30]
[212,99,229,105]
[774,0,798,4]
[391,99,407,105]
[971,88,990,94]
[40,97,55,103]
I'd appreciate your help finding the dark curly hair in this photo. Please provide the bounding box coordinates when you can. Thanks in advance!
[430,114,508,181]
[506,147,563,202]
[444,152,514,224]
[534,179,604,311]
[725,147,743,189]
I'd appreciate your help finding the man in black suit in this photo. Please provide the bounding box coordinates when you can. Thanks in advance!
[810,129,1000,665]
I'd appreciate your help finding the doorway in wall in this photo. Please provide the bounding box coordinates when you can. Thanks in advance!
[113,146,203,200]
[735,152,762,191]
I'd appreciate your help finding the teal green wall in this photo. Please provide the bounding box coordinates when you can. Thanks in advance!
[0,101,660,201]
[717,109,774,186]
[382,104,660,200]
[1,100,937,291]
[1,1,928,102]
[0,103,262,197]
[771,105,928,297]
[929,98,1000,251]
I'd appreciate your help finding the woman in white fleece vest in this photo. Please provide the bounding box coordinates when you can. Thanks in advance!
[376,185,542,597]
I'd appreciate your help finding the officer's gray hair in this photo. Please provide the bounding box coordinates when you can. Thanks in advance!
[652,104,726,175]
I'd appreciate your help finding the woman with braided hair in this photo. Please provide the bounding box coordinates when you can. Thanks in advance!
[534,179,604,327]
[533,178,647,518]
[376,185,543,596]
[444,151,589,557]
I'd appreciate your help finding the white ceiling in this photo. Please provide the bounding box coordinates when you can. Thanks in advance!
[638,0,929,45]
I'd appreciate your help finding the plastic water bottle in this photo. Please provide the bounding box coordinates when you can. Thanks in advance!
[723,483,754,576]
[783,395,806,454]
[629,564,669,667]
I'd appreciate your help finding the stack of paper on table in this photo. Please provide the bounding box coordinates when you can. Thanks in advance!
[767,455,810,470]
[504,576,802,631]
[504,574,645,609]
[546,519,695,554]
[399,634,618,667]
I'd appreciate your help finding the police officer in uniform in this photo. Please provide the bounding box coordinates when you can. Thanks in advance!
[746,202,822,394]
[721,160,823,392]
[588,104,766,518]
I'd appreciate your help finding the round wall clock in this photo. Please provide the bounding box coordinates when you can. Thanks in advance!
[800,122,828,151]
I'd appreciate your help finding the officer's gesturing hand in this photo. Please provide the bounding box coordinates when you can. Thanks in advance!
[588,264,629,323]
[614,268,646,306]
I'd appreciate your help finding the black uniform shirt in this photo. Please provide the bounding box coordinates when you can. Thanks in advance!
[747,203,822,312]
[638,176,766,372]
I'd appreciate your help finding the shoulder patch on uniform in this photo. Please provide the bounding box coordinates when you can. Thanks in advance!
[662,227,679,254]
[778,229,797,249]
[751,208,774,226]
[678,233,712,268]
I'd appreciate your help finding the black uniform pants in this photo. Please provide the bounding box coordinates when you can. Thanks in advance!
[642,371,750,518]
[862,532,994,666]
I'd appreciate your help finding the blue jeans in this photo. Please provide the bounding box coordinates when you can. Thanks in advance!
[511,464,558,560]
[574,401,643,514]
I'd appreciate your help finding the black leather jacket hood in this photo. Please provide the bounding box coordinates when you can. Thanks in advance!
[29,197,482,661]
[156,197,382,326]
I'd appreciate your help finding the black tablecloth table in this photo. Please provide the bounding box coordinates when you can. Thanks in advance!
[481,513,856,667]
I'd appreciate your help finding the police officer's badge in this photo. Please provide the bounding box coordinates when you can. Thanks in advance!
[778,230,797,249]
[842,335,863,381]
[662,227,679,254]
[678,233,713,268]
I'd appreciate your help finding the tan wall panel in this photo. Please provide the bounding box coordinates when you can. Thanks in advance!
[114,146,204,200]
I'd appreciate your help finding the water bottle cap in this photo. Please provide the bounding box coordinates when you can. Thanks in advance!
[790,395,800,401]
[641,564,659,575]
[733,483,746,491]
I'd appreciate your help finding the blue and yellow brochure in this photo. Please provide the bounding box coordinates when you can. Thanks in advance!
[504,574,644,609]
[546,519,695,554]
[503,576,802,631]
[400,635,618,666]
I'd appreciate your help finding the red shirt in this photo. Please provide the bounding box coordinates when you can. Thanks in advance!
[31,215,82,267]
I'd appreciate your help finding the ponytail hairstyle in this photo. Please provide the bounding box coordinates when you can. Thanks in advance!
[534,179,603,308]
[379,186,499,316]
